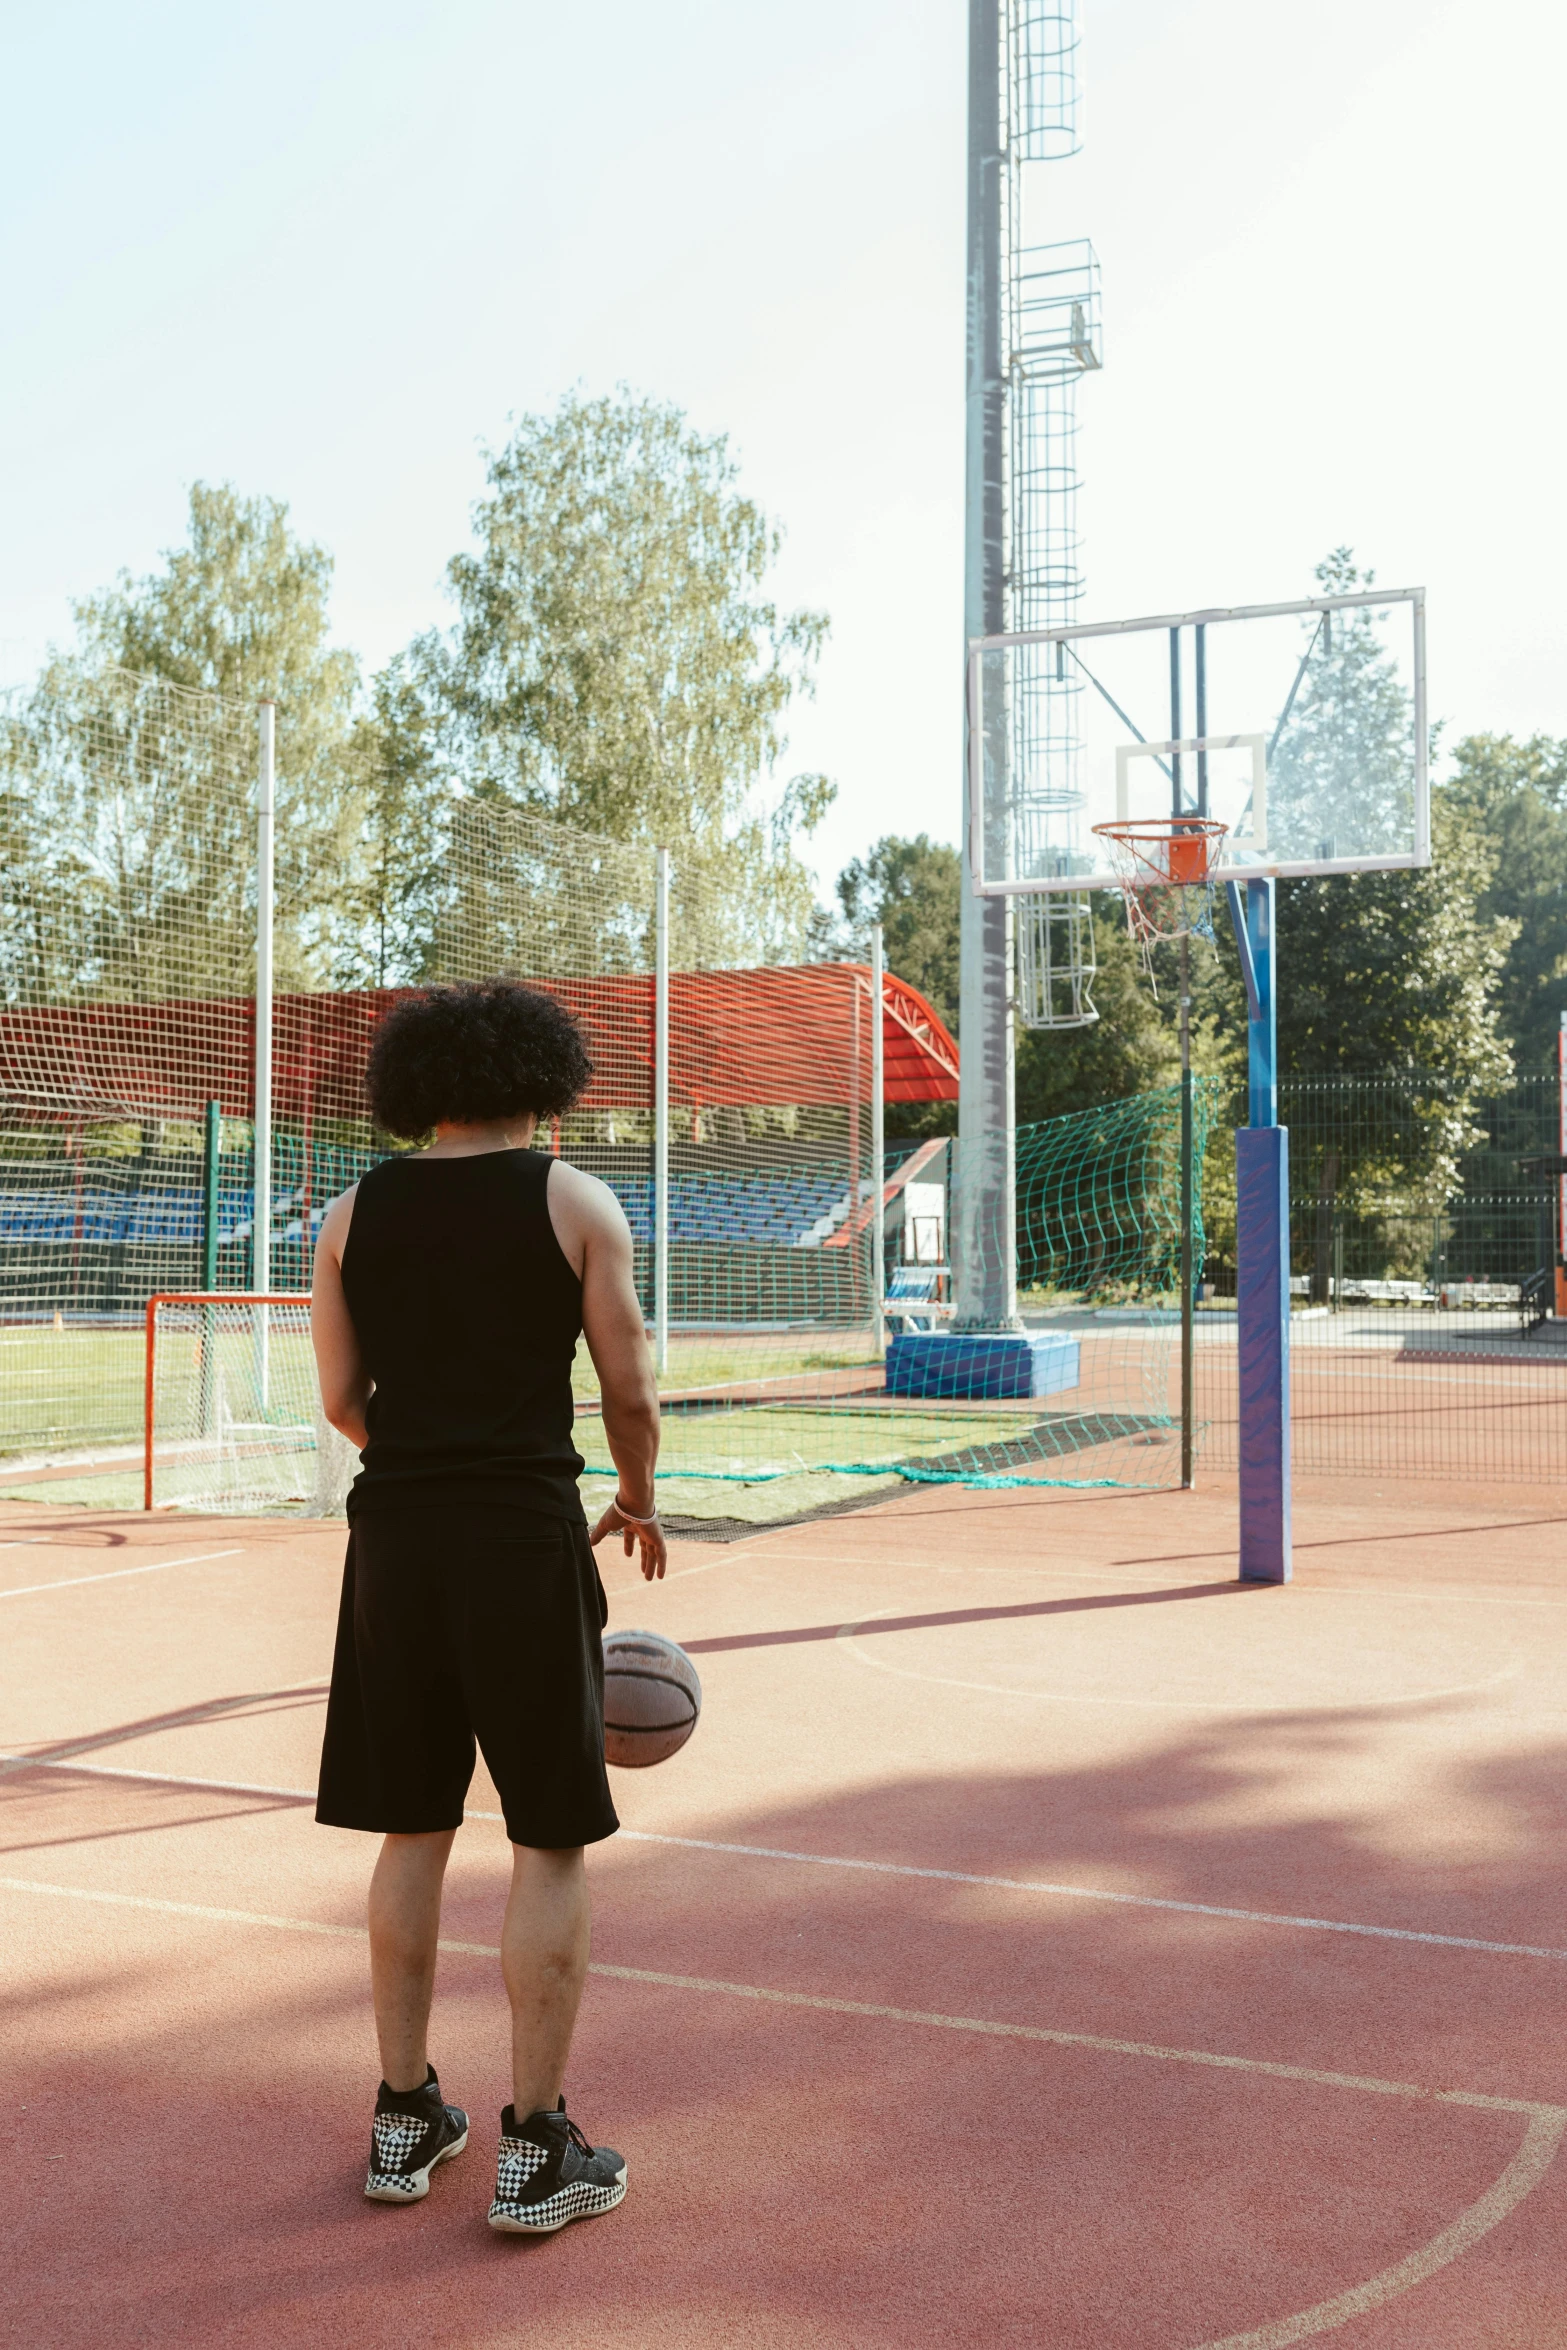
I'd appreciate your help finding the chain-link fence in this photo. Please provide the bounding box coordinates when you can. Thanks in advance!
[1196,1071,1567,1483]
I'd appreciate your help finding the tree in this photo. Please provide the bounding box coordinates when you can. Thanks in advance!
[825,835,965,1137]
[1266,546,1416,863]
[73,482,359,721]
[832,835,961,1030]
[17,483,372,996]
[395,389,834,961]
[1443,732,1567,1070]
[1192,554,1515,1206]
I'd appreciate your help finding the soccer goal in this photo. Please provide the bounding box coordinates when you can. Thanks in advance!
[143,1292,331,1514]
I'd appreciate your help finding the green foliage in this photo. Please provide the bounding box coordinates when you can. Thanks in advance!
[356,657,449,987]
[1444,730,1567,1071]
[831,834,961,1028]
[390,388,834,961]
[4,484,373,998]
[1204,796,1512,1095]
[72,482,359,719]
[823,834,961,1137]
[0,664,259,1006]
[4,406,838,995]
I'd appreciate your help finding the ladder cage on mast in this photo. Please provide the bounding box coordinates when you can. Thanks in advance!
[1001,0,1102,1030]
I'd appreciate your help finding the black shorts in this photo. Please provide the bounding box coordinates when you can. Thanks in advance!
[316,1502,619,1849]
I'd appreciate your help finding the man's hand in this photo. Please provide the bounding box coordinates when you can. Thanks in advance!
[590,1497,667,1582]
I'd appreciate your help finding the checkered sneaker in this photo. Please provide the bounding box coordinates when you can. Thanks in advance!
[488,2100,627,2234]
[364,2068,469,2203]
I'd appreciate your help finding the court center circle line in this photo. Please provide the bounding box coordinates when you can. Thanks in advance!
[833,1608,1522,1714]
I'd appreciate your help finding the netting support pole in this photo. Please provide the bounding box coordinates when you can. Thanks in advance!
[200,1100,220,1437]
[1556,1011,1567,1321]
[255,701,275,1410]
[653,847,670,1375]
[871,925,886,1355]
[1232,876,1292,1582]
[1179,937,1194,1489]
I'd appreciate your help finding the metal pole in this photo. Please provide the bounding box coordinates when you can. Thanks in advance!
[1557,1009,1567,1321]
[1169,628,1183,815]
[871,925,886,1354]
[653,847,670,1375]
[1179,936,1194,1488]
[1246,879,1277,1130]
[201,1098,220,1436]
[203,1099,221,1292]
[255,701,275,1409]
[956,0,1018,1332]
[1194,623,1208,818]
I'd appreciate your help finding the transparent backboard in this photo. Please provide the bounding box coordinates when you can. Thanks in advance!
[967,590,1427,894]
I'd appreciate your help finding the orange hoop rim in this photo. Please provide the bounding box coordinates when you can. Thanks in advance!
[1090,816,1229,847]
[1091,816,1228,887]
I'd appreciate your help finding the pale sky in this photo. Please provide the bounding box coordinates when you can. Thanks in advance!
[3,0,1563,893]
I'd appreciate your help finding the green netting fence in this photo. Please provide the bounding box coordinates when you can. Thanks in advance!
[1018,1079,1219,1303]
[1194,1068,1567,1484]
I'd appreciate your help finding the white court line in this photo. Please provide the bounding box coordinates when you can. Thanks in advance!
[611,1828,1567,1964]
[0,1755,320,1796]
[7,1749,1567,1964]
[0,1868,1553,2114]
[0,1869,1560,2350]
[0,1548,243,1600]
[835,1606,1522,1716]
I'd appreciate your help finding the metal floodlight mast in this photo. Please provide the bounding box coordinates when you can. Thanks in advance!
[956,0,1017,1330]
[957,0,1100,1329]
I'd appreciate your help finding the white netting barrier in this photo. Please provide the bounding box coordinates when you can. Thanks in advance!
[0,663,1208,1527]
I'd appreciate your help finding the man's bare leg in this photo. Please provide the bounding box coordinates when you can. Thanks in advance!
[369,1828,457,2091]
[503,1844,590,2116]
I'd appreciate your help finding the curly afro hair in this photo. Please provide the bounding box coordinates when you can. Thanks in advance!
[366,980,593,1140]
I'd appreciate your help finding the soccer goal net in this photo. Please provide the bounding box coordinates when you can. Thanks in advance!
[143,1294,338,1513]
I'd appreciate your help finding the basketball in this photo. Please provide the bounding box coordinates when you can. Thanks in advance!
[601,1630,702,1768]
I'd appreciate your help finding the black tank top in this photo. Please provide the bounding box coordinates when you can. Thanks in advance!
[340,1148,586,1520]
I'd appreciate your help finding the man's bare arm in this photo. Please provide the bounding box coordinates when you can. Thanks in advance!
[311,1188,372,1450]
[549,1162,666,1581]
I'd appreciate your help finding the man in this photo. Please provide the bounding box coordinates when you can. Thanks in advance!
[310,978,664,2233]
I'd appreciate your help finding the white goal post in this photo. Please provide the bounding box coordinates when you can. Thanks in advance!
[143,1290,337,1515]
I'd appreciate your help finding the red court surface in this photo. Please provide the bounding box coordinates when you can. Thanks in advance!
[5,1474,1567,2347]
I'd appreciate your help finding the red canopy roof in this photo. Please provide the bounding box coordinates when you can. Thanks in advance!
[0,964,958,1122]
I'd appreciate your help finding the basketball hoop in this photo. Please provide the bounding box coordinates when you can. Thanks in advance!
[1090,817,1228,971]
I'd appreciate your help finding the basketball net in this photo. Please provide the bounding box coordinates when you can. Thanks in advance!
[1090,817,1228,982]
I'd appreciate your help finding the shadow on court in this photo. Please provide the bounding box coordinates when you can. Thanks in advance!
[681,1578,1260,1655]
[6,1694,1567,2349]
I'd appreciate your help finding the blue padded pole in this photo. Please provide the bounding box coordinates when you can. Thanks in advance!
[1237,1128,1292,1580]
[1237,876,1291,1581]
